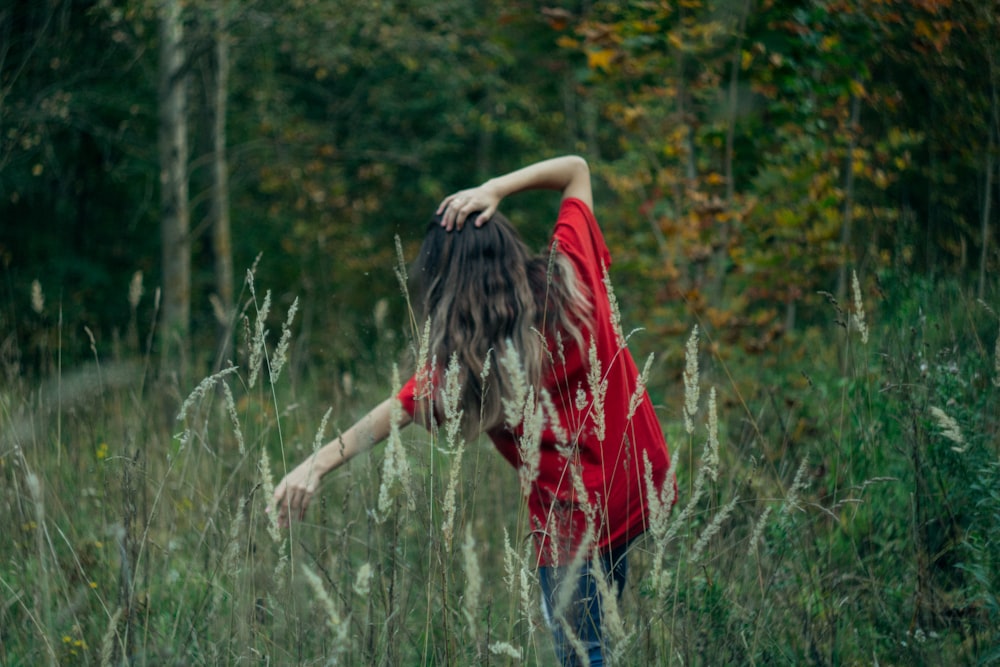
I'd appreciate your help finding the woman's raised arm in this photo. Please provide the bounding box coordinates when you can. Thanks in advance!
[437,155,592,231]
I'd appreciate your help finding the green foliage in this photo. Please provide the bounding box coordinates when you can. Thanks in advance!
[1,1,999,662]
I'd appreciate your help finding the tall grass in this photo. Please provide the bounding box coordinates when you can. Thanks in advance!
[1,267,997,665]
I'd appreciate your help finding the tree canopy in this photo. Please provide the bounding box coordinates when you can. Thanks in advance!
[1,0,997,376]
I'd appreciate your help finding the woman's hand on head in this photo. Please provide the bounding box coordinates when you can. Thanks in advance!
[271,458,322,528]
[437,182,502,231]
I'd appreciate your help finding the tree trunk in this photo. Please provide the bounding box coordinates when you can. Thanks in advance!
[981,55,998,300]
[158,0,190,374]
[710,0,752,306]
[980,128,994,301]
[836,93,862,302]
[211,0,234,367]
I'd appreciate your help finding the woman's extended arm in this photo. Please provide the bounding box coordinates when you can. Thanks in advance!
[272,397,412,527]
[437,155,592,231]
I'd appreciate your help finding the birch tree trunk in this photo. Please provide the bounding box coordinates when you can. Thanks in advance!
[211,0,234,367]
[158,0,190,373]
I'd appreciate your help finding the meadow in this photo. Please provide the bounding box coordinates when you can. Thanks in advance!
[1,266,998,666]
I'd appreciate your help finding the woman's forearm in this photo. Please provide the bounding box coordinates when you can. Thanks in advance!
[273,397,411,526]
[438,155,593,230]
[311,398,404,475]
[484,155,590,201]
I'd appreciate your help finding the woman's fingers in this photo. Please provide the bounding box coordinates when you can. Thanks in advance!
[438,188,496,231]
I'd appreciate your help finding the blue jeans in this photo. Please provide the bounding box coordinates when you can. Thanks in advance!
[539,542,630,667]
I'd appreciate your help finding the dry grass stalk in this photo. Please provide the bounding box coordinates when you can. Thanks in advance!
[247,288,271,389]
[221,380,245,455]
[440,354,465,550]
[30,279,44,314]
[500,343,529,428]
[269,296,299,384]
[301,564,350,654]
[690,494,739,562]
[602,265,626,350]
[683,325,700,434]
[488,641,522,660]
[586,337,608,442]
[929,406,965,452]
[747,505,774,557]
[127,271,143,310]
[99,607,124,667]
[353,563,373,597]
[851,270,869,345]
[175,366,239,423]
[462,525,482,641]
[994,331,1000,387]
[376,366,414,521]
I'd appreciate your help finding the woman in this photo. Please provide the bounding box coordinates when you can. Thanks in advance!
[273,155,673,665]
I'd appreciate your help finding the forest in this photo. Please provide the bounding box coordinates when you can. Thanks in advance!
[1,0,998,664]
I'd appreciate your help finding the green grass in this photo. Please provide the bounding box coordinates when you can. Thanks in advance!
[1,271,998,665]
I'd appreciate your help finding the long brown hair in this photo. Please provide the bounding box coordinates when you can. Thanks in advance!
[412,210,590,437]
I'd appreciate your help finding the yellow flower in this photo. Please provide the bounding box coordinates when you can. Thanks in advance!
[89,581,98,589]
[96,442,109,460]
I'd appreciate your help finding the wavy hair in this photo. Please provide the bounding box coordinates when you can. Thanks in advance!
[412,210,591,437]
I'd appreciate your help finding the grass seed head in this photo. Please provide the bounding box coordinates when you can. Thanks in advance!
[30,279,44,314]
[684,325,700,434]
[851,270,869,345]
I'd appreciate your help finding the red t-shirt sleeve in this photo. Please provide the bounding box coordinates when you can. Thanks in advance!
[552,197,612,286]
[397,375,418,417]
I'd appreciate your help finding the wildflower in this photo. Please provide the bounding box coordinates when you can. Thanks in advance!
[30,279,44,314]
[851,270,869,344]
[929,406,965,452]
[96,442,109,461]
[683,326,700,434]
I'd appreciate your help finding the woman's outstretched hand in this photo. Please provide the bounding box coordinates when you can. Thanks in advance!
[437,182,502,231]
[271,457,322,528]
[268,398,403,529]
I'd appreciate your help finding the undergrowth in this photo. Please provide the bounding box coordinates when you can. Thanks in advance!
[1,269,997,665]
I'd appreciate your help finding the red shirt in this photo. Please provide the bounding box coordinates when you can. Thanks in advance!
[399,198,673,565]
